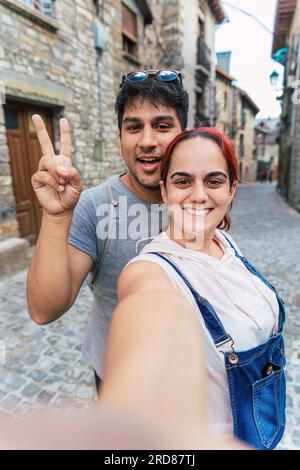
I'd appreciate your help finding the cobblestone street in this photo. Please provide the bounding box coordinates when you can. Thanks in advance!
[0,182,299,449]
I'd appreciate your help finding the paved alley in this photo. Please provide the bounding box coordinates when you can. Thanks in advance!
[230,182,300,450]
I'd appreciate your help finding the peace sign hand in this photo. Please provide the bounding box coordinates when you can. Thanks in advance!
[31,115,83,216]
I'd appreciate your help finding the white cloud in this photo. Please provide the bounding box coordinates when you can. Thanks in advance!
[216,0,284,118]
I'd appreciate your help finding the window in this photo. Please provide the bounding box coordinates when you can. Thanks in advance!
[122,3,138,58]
[241,108,246,129]
[239,134,244,158]
[197,18,211,71]
[224,91,227,110]
[195,90,210,126]
[4,107,19,130]
[20,0,55,18]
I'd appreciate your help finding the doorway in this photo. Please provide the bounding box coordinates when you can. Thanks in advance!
[4,101,54,244]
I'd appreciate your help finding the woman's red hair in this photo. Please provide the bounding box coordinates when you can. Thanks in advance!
[160,127,239,231]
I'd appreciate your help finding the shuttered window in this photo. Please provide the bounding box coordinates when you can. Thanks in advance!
[122,3,138,58]
[122,3,138,40]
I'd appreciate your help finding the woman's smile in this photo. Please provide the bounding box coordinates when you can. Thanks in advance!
[183,206,213,217]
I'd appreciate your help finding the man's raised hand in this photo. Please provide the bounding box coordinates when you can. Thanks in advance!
[31,115,83,216]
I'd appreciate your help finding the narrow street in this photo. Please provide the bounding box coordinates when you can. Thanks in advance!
[0,182,299,449]
[230,182,300,450]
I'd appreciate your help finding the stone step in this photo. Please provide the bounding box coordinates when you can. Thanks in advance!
[0,237,29,278]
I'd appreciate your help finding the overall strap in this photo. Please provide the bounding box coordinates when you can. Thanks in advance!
[221,233,285,332]
[150,252,232,348]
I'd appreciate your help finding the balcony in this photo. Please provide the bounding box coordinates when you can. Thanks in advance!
[197,39,211,73]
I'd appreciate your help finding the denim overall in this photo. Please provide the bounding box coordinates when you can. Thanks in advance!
[151,235,286,450]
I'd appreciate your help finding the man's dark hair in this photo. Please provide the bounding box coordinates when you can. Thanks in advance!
[115,77,189,132]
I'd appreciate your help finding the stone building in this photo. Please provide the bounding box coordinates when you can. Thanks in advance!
[215,65,235,135]
[0,0,157,276]
[254,118,280,181]
[0,0,155,248]
[272,0,300,211]
[0,0,225,276]
[214,63,259,182]
[144,0,226,126]
[233,87,259,182]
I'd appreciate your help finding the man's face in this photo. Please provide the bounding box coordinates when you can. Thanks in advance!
[120,97,182,190]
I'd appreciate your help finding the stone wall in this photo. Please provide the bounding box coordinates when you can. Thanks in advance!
[0,79,17,238]
[235,101,257,182]
[181,0,217,125]
[0,0,155,238]
[241,109,257,181]
[215,75,232,134]
[0,0,224,242]
[288,102,300,210]
[181,0,199,126]
[286,1,300,210]
[145,0,219,126]
[145,0,182,70]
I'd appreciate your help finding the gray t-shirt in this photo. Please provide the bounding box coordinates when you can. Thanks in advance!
[69,174,168,377]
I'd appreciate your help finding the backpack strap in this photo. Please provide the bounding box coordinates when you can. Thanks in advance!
[88,182,118,291]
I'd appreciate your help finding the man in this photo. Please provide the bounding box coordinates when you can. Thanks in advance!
[27,70,189,391]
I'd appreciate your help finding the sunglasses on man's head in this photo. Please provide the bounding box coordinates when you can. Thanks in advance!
[120,69,182,88]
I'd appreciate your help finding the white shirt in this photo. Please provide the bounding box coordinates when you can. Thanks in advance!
[125,230,279,436]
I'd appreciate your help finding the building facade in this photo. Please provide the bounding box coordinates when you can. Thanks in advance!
[272,0,300,211]
[215,64,259,182]
[145,0,226,126]
[0,0,154,245]
[185,0,225,126]
[214,65,235,135]
[0,0,225,254]
[234,87,259,182]
[254,118,280,181]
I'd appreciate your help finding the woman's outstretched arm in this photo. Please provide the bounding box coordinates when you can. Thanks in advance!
[100,289,208,448]
[99,261,248,449]
[0,262,248,449]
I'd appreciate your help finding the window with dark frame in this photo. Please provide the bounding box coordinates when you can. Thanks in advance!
[241,107,247,129]
[122,2,138,58]
[239,134,245,158]
[224,91,227,110]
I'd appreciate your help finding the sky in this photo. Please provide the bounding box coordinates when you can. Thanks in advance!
[215,0,284,118]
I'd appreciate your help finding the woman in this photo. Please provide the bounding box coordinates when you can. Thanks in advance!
[116,127,286,450]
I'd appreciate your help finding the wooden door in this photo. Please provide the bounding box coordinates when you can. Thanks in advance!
[4,102,54,244]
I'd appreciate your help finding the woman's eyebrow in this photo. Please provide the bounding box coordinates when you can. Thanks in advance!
[170,172,192,179]
[170,171,228,179]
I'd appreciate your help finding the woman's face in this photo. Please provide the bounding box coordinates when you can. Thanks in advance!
[160,137,237,246]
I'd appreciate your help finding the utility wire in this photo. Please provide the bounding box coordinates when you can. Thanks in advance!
[221,1,295,57]
[221,1,275,35]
